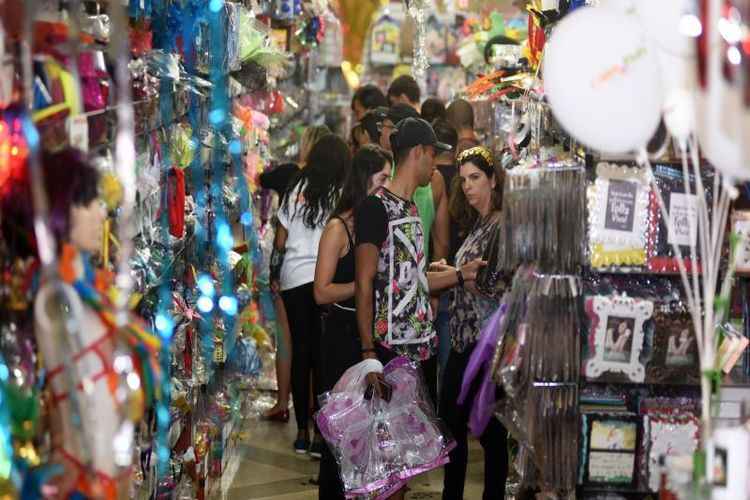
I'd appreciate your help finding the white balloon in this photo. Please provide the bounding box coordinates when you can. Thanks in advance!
[544,7,663,154]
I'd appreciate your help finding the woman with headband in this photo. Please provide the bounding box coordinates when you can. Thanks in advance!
[440,146,509,500]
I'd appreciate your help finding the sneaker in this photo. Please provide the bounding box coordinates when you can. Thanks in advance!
[309,439,324,460]
[293,438,309,454]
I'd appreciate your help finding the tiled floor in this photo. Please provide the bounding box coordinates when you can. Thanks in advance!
[226,410,487,499]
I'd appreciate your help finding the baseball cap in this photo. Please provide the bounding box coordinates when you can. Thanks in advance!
[390,117,453,152]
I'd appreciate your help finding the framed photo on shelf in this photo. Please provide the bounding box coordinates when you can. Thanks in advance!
[646,162,712,274]
[580,413,643,489]
[643,413,700,491]
[584,295,654,383]
[646,308,699,384]
[588,162,651,269]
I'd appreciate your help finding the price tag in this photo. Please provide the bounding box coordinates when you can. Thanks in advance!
[68,114,89,152]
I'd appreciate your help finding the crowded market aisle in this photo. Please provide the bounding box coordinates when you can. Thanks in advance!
[226,408,489,499]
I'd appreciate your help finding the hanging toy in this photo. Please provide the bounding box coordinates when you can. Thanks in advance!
[274,0,302,21]
[167,167,186,238]
[296,15,325,47]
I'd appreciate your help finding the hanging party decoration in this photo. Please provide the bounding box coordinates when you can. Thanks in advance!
[543,6,663,154]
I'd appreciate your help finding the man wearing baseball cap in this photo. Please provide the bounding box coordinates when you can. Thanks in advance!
[354,117,486,419]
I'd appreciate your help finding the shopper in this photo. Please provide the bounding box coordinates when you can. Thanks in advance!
[354,117,484,410]
[314,145,393,499]
[446,98,480,154]
[387,74,421,111]
[421,97,447,124]
[273,134,352,455]
[262,124,332,423]
[358,106,387,146]
[430,119,460,378]
[440,146,508,500]
[351,83,388,121]
[379,104,449,263]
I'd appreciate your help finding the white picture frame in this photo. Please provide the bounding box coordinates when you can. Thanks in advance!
[589,162,651,268]
[585,295,653,383]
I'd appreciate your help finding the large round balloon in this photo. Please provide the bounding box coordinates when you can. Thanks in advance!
[543,6,663,154]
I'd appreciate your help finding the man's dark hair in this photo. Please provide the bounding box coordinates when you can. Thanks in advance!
[446,98,475,130]
[360,107,387,145]
[431,119,458,152]
[387,75,421,105]
[387,103,420,126]
[421,97,446,123]
[351,84,387,112]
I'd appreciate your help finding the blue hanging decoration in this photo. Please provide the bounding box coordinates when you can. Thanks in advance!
[208,0,239,361]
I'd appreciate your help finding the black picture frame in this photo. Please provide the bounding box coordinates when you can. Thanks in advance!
[580,413,643,491]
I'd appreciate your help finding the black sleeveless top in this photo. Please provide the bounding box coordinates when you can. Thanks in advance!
[332,216,355,310]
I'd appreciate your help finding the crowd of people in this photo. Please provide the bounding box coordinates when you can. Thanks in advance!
[259,74,508,500]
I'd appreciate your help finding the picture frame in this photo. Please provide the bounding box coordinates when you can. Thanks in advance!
[588,164,651,269]
[643,413,700,491]
[584,295,654,383]
[646,163,712,274]
[579,413,643,489]
[646,308,700,384]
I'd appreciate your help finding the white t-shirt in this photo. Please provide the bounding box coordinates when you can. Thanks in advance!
[277,181,327,291]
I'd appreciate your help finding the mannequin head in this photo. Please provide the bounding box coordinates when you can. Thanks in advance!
[1,148,104,257]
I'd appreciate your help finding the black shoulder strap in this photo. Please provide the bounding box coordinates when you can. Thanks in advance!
[334,216,355,248]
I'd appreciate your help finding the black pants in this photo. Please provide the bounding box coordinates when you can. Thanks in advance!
[281,283,322,431]
[318,307,361,499]
[440,345,508,500]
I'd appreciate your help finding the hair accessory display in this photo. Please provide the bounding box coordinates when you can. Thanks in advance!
[491,265,581,496]
[491,161,587,275]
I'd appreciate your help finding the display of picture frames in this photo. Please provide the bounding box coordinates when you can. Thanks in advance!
[579,413,642,489]
[584,295,653,383]
[588,162,652,269]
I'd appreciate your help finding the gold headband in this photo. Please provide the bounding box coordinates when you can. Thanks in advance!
[457,146,493,166]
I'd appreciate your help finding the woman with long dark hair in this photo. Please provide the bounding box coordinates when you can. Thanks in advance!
[273,134,352,454]
[313,144,392,498]
[440,146,508,500]
[263,125,331,423]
